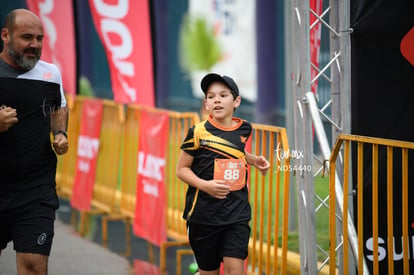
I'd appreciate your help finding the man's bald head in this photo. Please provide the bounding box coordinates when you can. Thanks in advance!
[4,9,42,35]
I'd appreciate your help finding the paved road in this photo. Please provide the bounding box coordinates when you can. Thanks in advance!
[0,216,131,275]
[0,200,195,275]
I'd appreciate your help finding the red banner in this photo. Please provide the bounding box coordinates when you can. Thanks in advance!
[310,0,323,93]
[88,0,154,105]
[71,99,104,211]
[26,0,77,96]
[133,109,169,246]
[133,259,160,275]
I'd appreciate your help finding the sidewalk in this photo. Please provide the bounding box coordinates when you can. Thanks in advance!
[0,216,131,275]
[0,199,195,275]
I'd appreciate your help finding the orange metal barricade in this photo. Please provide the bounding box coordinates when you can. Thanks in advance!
[55,95,81,199]
[329,134,414,275]
[55,97,125,236]
[99,103,139,256]
[156,110,200,273]
[91,100,124,214]
[118,104,141,220]
[117,104,186,219]
[73,99,125,235]
[113,105,199,264]
[247,123,291,275]
[164,111,200,240]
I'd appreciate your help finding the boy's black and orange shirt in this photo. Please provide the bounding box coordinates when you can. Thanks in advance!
[180,116,252,225]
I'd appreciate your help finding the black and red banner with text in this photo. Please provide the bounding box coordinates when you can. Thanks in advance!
[351,0,414,273]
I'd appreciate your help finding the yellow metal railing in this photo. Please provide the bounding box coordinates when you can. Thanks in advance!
[101,103,139,256]
[118,104,140,220]
[329,134,414,275]
[92,99,124,214]
[56,95,81,199]
[117,105,199,269]
[77,99,124,235]
[164,111,199,241]
[57,97,125,235]
[248,123,291,275]
[159,110,200,272]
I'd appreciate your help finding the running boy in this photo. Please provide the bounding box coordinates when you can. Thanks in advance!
[176,73,270,274]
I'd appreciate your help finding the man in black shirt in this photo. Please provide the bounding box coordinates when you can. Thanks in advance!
[0,9,68,275]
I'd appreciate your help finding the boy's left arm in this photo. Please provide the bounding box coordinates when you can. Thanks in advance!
[245,151,270,175]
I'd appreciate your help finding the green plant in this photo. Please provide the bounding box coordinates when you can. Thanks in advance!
[178,14,222,74]
[78,76,95,97]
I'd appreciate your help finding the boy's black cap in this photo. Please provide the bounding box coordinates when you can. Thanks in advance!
[200,73,239,97]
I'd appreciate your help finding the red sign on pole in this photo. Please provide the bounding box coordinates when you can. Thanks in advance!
[71,99,104,211]
[133,109,169,246]
[88,0,154,105]
[133,259,161,275]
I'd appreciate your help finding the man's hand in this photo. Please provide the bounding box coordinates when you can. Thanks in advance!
[52,133,68,155]
[0,106,18,132]
[50,105,69,155]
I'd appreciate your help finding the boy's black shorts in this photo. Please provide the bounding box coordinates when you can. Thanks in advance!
[187,222,250,271]
[0,196,57,256]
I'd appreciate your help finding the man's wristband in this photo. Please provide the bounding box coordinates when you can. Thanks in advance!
[53,130,67,139]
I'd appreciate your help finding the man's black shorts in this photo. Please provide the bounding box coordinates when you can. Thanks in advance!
[187,222,250,271]
[0,190,58,256]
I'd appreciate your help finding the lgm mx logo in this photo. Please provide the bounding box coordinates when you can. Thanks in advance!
[401,26,414,66]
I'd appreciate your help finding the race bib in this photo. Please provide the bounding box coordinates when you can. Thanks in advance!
[214,158,246,191]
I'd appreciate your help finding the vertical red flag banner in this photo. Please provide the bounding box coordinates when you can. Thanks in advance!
[133,109,169,246]
[310,0,323,93]
[88,0,155,105]
[133,259,160,275]
[26,0,77,96]
[71,99,104,211]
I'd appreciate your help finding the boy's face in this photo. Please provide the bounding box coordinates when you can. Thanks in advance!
[204,82,241,120]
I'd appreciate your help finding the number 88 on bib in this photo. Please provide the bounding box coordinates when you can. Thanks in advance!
[214,158,247,191]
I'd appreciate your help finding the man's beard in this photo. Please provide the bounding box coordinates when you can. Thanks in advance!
[7,42,40,70]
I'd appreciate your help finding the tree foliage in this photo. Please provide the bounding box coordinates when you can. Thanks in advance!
[179,15,222,74]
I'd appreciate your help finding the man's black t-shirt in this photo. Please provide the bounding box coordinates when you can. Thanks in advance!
[0,60,65,211]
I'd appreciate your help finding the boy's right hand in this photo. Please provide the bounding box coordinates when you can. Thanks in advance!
[0,106,18,132]
[202,180,231,199]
